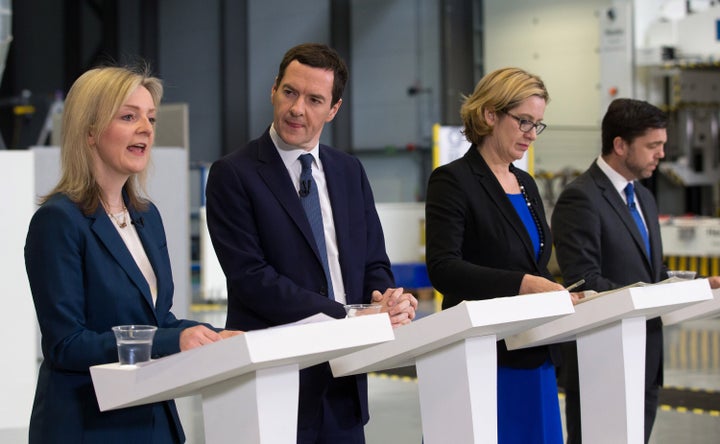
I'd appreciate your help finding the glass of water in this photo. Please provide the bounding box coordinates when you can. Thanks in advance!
[111,325,157,365]
[344,304,382,318]
[666,270,697,280]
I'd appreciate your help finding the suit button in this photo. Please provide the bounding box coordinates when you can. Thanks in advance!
[319,286,327,296]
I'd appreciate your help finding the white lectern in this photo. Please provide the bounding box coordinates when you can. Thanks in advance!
[663,286,720,325]
[91,315,393,444]
[331,291,574,443]
[506,279,713,444]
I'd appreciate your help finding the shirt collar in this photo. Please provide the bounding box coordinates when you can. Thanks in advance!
[269,123,321,168]
[597,155,633,196]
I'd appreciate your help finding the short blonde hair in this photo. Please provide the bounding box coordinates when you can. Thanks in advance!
[44,65,163,214]
[460,67,549,146]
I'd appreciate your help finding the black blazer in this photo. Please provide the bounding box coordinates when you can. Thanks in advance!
[205,130,395,428]
[426,146,556,368]
[551,161,666,387]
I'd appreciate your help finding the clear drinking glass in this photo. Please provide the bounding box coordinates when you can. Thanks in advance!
[343,304,382,318]
[112,325,157,365]
[666,270,697,280]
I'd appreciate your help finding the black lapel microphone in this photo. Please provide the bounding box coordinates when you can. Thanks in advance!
[131,217,144,228]
[299,180,311,197]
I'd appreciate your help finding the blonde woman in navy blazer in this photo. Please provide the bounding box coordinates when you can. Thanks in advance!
[25,66,237,444]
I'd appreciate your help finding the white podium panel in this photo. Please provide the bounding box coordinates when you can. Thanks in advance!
[331,291,574,444]
[0,151,37,434]
[663,286,720,325]
[91,315,393,444]
[506,279,713,349]
[506,279,713,444]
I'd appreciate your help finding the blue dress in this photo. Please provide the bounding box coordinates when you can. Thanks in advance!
[496,194,564,444]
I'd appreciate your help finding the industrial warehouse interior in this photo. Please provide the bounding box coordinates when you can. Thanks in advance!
[2,0,720,443]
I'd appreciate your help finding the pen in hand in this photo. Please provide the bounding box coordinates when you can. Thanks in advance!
[564,279,585,292]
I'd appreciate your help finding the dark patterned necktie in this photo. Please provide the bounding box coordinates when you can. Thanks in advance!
[299,153,334,299]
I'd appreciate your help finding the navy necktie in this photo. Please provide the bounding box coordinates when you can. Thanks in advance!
[624,182,651,258]
[299,154,334,299]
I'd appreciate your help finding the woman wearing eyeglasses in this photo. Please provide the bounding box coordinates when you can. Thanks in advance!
[425,67,579,443]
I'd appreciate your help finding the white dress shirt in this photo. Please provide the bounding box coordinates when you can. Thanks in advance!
[597,155,649,230]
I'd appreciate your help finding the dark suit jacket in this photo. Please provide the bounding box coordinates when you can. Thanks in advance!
[551,160,666,388]
[205,130,394,428]
[25,193,203,444]
[425,146,556,368]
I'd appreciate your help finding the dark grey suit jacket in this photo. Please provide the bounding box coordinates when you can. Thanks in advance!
[551,160,666,388]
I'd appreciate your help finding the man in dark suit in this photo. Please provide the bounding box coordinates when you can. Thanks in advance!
[205,43,417,443]
[551,98,668,444]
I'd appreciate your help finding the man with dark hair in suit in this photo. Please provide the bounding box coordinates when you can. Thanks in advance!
[205,43,417,443]
[551,98,669,443]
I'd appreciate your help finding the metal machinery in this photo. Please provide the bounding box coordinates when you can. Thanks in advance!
[655,66,720,217]
[634,3,720,217]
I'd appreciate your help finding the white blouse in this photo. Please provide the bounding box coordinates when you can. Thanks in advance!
[109,209,158,306]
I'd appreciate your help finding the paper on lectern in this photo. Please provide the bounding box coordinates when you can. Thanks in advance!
[267,312,336,329]
[576,278,700,305]
[575,282,649,304]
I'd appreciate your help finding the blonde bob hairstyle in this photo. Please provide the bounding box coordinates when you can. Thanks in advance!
[44,65,163,215]
[460,67,549,146]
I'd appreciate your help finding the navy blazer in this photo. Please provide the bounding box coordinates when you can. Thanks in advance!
[25,193,203,444]
[205,130,394,428]
[551,161,666,387]
[426,146,557,368]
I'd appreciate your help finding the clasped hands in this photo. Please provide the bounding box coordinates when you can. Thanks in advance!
[178,287,421,350]
[371,287,419,327]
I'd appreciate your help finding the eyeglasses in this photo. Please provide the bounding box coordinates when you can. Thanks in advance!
[505,112,547,135]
